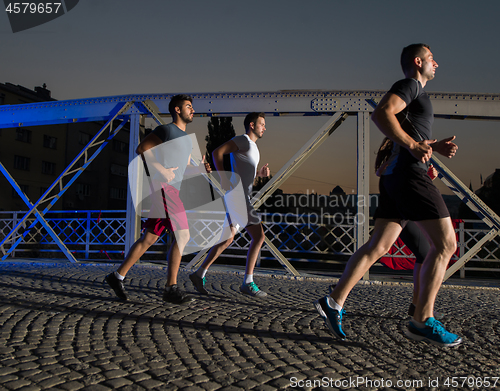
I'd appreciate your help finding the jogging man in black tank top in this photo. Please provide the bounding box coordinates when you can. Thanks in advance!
[314,44,462,347]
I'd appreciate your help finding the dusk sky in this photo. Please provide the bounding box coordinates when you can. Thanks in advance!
[2,0,499,195]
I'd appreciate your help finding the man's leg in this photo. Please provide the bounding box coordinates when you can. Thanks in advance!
[105,229,160,300]
[118,229,160,277]
[330,219,403,307]
[315,218,402,340]
[198,225,238,272]
[412,263,422,308]
[239,223,267,297]
[189,225,238,294]
[413,217,456,322]
[163,228,196,304]
[404,217,462,347]
[399,222,429,316]
[243,223,265,276]
[166,228,190,287]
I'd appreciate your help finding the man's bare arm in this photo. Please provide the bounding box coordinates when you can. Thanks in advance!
[371,93,436,163]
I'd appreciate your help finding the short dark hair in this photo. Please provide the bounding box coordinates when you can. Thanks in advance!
[168,94,193,118]
[400,43,430,73]
[244,112,265,131]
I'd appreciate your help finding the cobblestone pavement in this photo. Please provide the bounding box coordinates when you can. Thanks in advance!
[0,261,499,391]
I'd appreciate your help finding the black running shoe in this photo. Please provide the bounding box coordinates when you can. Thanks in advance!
[105,273,128,300]
[163,285,195,304]
[314,296,346,340]
[189,273,209,295]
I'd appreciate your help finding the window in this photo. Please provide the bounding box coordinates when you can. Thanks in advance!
[79,132,91,145]
[43,135,57,149]
[12,184,29,198]
[110,164,127,177]
[14,155,30,170]
[16,128,32,143]
[113,139,129,154]
[40,187,48,197]
[110,187,127,200]
[76,183,90,197]
[42,161,56,175]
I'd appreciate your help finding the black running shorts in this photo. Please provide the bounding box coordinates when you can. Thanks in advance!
[374,167,450,222]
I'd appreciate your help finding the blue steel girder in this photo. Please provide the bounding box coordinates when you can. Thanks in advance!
[0,101,133,261]
[2,90,500,129]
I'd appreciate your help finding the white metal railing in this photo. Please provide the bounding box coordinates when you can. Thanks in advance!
[0,210,499,278]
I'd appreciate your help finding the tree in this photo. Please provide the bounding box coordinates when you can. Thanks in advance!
[205,117,236,171]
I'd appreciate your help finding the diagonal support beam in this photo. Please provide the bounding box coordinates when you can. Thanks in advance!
[432,156,500,230]
[140,100,167,126]
[263,237,300,276]
[444,228,500,281]
[431,156,500,281]
[1,101,133,261]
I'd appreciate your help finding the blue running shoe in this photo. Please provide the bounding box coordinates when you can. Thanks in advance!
[405,317,462,347]
[314,296,346,340]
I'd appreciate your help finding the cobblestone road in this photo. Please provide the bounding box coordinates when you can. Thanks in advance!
[0,261,499,391]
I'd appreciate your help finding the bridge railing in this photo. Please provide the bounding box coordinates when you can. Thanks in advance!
[1,210,498,278]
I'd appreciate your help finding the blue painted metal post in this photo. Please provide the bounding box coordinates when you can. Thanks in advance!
[86,211,91,260]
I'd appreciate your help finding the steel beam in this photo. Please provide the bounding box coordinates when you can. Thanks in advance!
[2,91,500,129]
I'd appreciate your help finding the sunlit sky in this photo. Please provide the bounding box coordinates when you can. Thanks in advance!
[2,0,499,195]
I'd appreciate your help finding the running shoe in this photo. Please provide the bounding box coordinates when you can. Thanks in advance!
[163,285,195,304]
[105,273,128,300]
[405,317,462,347]
[314,296,346,340]
[240,282,268,297]
[189,273,209,295]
